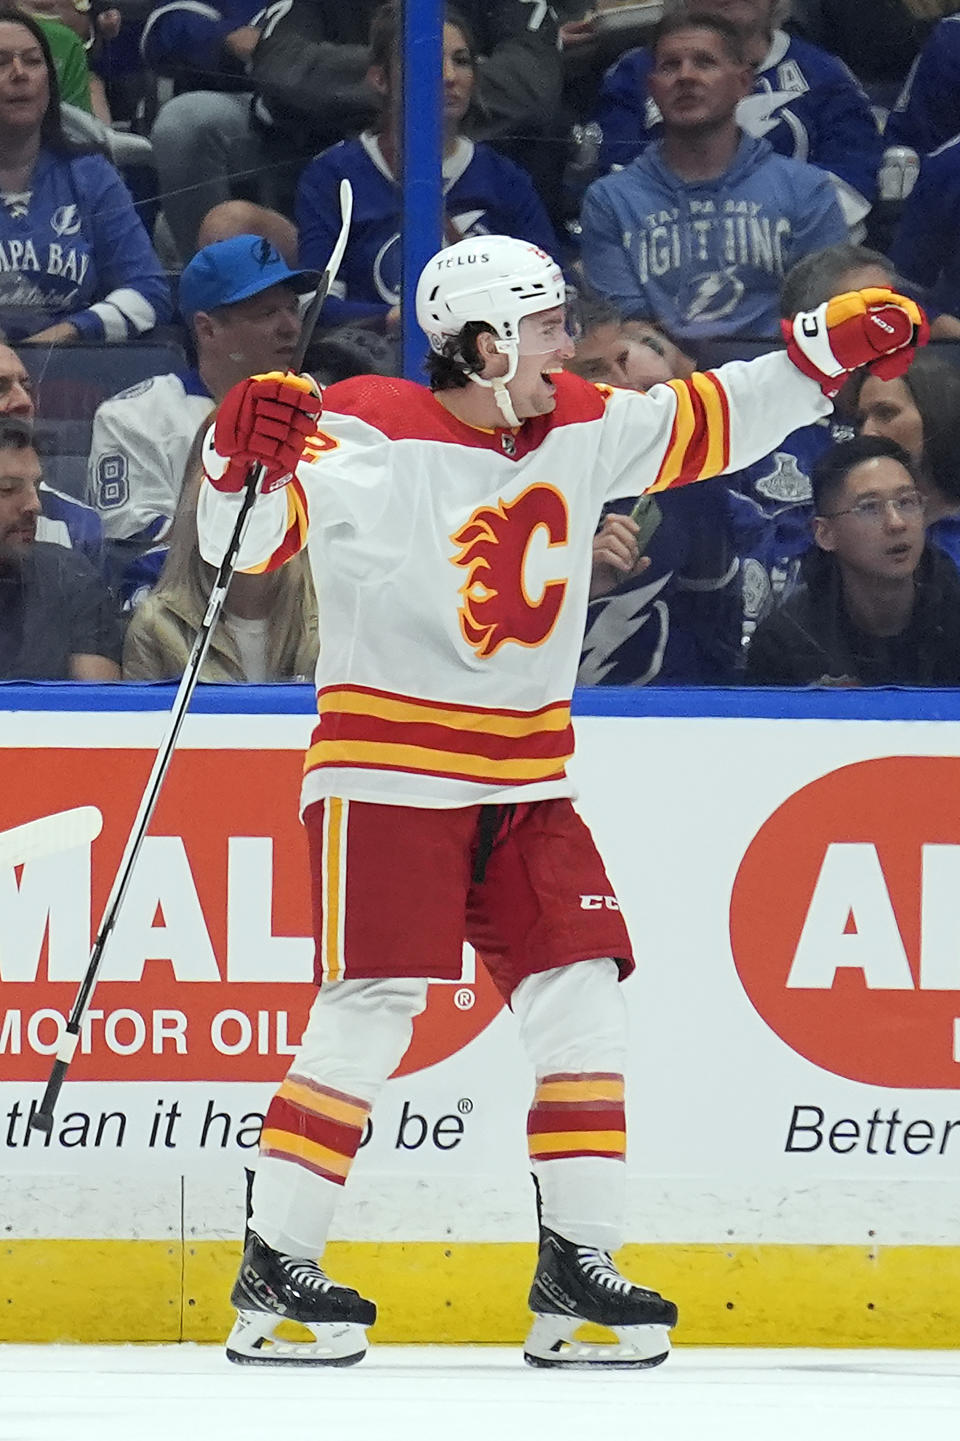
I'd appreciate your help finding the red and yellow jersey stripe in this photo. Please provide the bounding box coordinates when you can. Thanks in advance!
[304,684,575,787]
[240,476,310,575]
[647,371,731,494]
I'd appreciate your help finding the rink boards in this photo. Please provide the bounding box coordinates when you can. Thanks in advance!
[3,682,960,1346]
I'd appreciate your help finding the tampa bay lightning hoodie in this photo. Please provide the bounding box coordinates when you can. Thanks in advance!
[0,148,171,342]
[580,133,846,343]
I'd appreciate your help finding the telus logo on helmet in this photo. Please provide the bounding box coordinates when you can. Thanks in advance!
[437,251,490,268]
[730,756,960,1088]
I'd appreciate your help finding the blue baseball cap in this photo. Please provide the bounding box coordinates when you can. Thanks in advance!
[179,234,320,320]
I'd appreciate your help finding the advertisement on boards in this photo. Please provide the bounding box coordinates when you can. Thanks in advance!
[3,700,960,1199]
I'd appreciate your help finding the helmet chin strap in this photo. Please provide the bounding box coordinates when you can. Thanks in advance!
[466,342,521,428]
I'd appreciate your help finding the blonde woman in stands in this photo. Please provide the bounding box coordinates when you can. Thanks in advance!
[122,427,318,683]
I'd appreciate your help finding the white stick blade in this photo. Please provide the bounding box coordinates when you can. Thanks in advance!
[0,805,103,868]
[327,179,353,286]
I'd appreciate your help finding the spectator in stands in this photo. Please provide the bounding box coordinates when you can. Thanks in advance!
[724,242,894,655]
[26,7,92,112]
[777,241,898,318]
[90,232,318,609]
[0,8,169,345]
[886,9,960,155]
[0,338,103,563]
[580,13,846,342]
[122,428,318,682]
[565,301,695,388]
[197,200,299,267]
[140,0,260,98]
[297,4,559,332]
[594,0,882,232]
[29,0,124,123]
[746,434,960,685]
[890,137,960,328]
[569,292,741,685]
[150,0,563,261]
[789,0,934,105]
[852,349,960,572]
[0,417,120,678]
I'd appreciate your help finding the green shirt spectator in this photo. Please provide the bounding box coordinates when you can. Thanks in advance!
[33,14,91,112]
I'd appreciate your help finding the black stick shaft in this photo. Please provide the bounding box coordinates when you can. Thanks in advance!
[30,181,354,1134]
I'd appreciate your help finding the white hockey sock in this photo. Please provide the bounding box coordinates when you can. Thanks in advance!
[251,976,428,1256]
[513,958,628,1252]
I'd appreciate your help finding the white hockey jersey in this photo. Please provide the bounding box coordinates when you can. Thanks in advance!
[198,354,830,811]
[89,369,216,543]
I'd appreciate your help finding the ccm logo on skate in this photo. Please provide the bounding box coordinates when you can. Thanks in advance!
[0,749,505,1082]
[730,756,960,1087]
[579,895,620,911]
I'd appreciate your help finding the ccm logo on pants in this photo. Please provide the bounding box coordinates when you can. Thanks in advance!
[580,895,621,911]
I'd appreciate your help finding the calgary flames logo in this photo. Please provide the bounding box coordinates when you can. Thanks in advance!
[450,484,569,657]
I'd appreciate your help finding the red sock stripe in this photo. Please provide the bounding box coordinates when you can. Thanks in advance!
[527,1071,626,1162]
[262,1094,365,1162]
[537,1071,623,1083]
[527,1104,626,1137]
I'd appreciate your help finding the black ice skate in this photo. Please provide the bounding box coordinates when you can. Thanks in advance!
[225,1231,377,1367]
[524,1226,678,1369]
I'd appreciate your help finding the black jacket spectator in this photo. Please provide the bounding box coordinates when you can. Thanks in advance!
[746,544,960,686]
[251,0,562,163]
[790,0,933,95]
[0,540,121,679]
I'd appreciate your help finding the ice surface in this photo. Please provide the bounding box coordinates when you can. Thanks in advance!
[2,1345,959,1441]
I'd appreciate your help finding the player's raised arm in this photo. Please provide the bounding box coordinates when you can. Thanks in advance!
[603,288,928,503]
[196,370,324,574]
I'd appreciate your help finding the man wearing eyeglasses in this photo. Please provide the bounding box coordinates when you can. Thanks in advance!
[746,432,960,685]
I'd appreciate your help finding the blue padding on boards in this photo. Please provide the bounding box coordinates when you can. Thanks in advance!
[1,683,959,720]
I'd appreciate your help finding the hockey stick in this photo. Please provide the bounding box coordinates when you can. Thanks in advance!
[0,806,103,869]
[30,178,354,1133]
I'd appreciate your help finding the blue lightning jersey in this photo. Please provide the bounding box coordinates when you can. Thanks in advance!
[891,134,960,319]
[724,416,853,657]
[37,482,104,570]
[886,15,960,155]
[140,0,264,82]
[928,514,960,574]
[0,148,170,342]
[594,29,881,227]
[578,480,740,687]
[296,133,560,328]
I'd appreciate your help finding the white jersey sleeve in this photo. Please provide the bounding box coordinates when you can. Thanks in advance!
[196,408,394,574]
[599,350,833,503]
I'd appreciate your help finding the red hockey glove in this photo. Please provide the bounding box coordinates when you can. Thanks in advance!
[211,371,323,493]
[783,288,929,399]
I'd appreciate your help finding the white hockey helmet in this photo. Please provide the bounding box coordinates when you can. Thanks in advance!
[416,234,566,368]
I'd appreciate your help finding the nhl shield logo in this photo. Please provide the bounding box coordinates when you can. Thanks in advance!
[500,432,516,457]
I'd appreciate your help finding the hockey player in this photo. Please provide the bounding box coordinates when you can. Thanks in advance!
[196,235,925,1370]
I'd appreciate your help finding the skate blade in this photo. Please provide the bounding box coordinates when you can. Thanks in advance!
[523,1315,671,1370]
[225,1311,369,1367]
